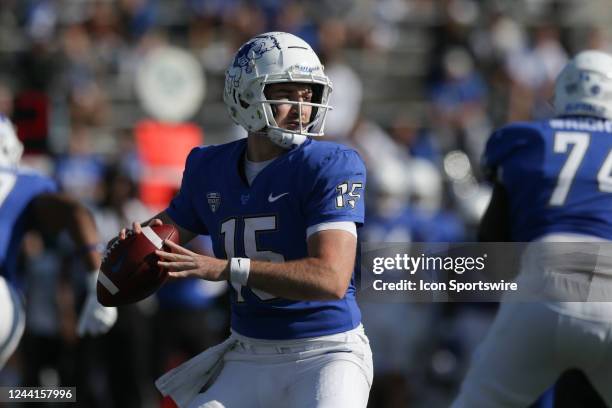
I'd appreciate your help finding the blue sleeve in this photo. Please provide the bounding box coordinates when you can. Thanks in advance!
[165,148,209,234]
[482,124,538,182]
[38,175,58,194]
[303,149,366,227]
[24,172,58,195]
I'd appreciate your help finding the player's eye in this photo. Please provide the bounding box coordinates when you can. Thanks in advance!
[300,90,313,102]
[271,93,290,100]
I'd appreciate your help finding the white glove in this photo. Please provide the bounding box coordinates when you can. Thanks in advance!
[77,272,117,337]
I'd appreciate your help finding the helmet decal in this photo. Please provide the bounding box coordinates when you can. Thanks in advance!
[225,34,281,96]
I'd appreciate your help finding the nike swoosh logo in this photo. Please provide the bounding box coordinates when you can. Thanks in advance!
[268,192,289,203]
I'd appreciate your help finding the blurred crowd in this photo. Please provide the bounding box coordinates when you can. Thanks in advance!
[1,0,612,407]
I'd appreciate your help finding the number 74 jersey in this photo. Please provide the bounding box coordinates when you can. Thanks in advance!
[166,138,366,340]
[483,117,612,242]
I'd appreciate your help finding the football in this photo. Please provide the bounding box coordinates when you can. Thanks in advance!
[97,224,179,306]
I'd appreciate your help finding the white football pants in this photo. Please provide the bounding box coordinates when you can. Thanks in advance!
[0,276,25,369]
[452,234,612,408]
[188,325,373,408]
[451,302,612,408]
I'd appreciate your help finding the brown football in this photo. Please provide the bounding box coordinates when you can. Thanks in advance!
[97,224,179,306]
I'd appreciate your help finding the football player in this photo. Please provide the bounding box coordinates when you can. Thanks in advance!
[111,32,372,407]
[0,116,116,369]
[451,50,612,407]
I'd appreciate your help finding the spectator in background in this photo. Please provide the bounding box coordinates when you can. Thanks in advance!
[93,164,157,408]
[318,19,363,140]
[54,125,106,206]
[505,24,567,121]
[429,46,490,164]
[274,1,319,49]
[389,114,442,166]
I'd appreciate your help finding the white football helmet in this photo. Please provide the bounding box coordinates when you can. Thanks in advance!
[0,116,23,167]
[224,32,333,148]
[553,50,612,120]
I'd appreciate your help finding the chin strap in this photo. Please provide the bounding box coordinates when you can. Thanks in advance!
[266,127,308,148]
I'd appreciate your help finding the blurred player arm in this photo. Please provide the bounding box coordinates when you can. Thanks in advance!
[29,192,117,336]
[478,182,511,242]
[29,192,102,269]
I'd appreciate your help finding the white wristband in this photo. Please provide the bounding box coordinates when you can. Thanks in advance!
[230,258,251,286]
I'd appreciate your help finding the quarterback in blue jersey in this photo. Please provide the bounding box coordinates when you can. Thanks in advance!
[0,117,116,369]
[113,32,372,407]
[452,51,612,407]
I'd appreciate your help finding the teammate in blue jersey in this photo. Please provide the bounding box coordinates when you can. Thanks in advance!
[0,116,116,369]
[452,50,612,407]
[110,32,372,407]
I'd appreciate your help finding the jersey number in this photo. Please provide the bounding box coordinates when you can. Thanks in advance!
[336,182,363,208]
[549,131,612,205]
[220,216,284,302]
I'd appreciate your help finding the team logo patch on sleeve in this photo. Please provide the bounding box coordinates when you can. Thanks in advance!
[207,192,221,212]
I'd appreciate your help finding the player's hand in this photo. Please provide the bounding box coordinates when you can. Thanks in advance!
[119,218,163,240]
[106,219,164,252]
[155,240,229,281]
[77,273,118,337]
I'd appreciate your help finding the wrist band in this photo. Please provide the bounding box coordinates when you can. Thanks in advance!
[230,258,251,286]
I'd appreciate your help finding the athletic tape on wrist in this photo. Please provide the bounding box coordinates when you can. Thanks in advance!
[230,258,250,286]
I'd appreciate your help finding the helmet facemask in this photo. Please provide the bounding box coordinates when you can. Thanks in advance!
[260,81,332,144]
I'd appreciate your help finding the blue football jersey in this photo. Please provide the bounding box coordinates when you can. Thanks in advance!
[0,166,58,286]
[166,138,366,339]
[484,117,612,241]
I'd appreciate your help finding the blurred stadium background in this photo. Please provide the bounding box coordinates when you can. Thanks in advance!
[1,0,611,407]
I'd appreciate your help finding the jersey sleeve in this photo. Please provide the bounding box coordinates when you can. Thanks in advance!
[302,149,366,228]
[22,172,58,197]
[13,172,58,227]
[482,124,539,183]
[165,147,209,234]
[36,174,58,194]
